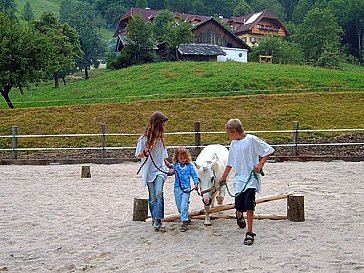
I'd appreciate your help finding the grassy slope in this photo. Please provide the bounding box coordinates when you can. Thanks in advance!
[4,62,364,109]
[14,0,115,40]
[0,62,363,149]
[15,0,63,18]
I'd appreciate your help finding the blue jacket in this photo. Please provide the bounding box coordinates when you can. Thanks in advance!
[173,162,199,190]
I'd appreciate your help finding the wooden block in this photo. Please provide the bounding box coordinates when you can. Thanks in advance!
[133,198,148,221]
[81,165,91,178]
[287,194,305,222]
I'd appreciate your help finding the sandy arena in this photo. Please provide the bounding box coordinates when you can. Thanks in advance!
[0,161,363,272]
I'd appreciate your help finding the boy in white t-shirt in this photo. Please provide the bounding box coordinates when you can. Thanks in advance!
[218,119,274,245]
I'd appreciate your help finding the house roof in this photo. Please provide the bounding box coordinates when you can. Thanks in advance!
[178,44,225,56]
[229,9,290,35]
[119,7,210,23]
[192,17,251,51]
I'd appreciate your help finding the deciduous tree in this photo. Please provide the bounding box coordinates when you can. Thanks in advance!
[21,1,34,23]
[0,13,51,108]
[295,8,342,67]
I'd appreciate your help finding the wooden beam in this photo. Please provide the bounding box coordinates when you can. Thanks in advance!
[191,213,287,220]
[162,191,293,222]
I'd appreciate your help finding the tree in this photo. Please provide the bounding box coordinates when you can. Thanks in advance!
[278,0,299,21]
[0,0,17,19]
[125,14,155,63]
[251,0,285,20]
[136,0,147,8]
[291,0,315,25]
[108,14,156,69]
[0,13,51,108]
[21,1,34,23]
[60,1,106,79]
[164,19,194,60]
[233,0,253,17]
[33,12,82,88]
[295,8,343,67]
[249,36,304,64]
[148,0,166,10]
[315,0,364,63]
[104,3,127,28]
[153,9,175,43]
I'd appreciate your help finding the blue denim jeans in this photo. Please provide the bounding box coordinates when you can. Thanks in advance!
[147,175,165,221]
[174,184,191,222]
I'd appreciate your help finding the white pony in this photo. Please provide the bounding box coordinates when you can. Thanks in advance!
[195,144,229,226]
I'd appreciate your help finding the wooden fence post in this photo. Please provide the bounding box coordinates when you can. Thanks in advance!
[11,126,18,160]
[81,165,91,178]
[293,121,299,156]
[287,194,305,222]
[133,198,148,221]
[101,123,107,158]
[194,121,201,156]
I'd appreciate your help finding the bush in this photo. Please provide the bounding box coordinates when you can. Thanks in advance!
[249,36,304,65]
[315,47,342,69]
[107,45,156,70]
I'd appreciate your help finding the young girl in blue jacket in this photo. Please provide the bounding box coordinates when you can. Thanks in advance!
[172,148,199,232]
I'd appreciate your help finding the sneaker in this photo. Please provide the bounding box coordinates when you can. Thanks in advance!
[153,219,166,232]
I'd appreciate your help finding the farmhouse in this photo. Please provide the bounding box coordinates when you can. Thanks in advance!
[114,8,288,61]
[227,9,290,47]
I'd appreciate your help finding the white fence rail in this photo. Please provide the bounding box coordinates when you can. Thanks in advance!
[0,122,363,159]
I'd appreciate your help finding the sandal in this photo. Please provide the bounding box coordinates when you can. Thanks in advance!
[236,211,246,229]
[244,232,256,245]
[180,225,188,232]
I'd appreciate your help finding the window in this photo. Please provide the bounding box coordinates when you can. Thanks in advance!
[226,43,233,48]
[241,37,246,42]
[250,36,256,43]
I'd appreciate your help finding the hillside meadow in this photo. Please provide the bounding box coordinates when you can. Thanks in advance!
[0,62,363,151]
[2,62,364,109]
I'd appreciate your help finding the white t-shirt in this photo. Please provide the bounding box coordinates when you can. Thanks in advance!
[227,134,274,193]
[135,135,169,186]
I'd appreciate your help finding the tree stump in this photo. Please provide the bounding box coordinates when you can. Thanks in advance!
[133,198,148,221]
[81,165,91,178]
[287,194,305,222]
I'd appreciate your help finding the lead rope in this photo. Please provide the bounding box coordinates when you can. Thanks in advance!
[221,169,265,198]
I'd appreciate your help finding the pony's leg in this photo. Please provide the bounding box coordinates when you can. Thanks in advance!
[211,191,218,208]
[204,205,211,226]
[217,185,226,205]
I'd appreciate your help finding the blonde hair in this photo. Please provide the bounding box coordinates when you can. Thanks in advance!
[225,119,244,134]
[173,147,192,164]
[144,111,168,150]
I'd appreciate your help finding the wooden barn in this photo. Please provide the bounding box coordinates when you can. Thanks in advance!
[192,17,250,50]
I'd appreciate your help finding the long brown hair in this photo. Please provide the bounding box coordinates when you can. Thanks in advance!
[173,147,192,164]
[144,111,168,150]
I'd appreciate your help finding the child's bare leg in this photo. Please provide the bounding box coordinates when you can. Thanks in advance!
[246,210,254,232]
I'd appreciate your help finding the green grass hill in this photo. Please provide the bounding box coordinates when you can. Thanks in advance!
[0,62,363,150]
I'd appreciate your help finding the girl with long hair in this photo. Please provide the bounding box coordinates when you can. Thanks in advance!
[135,111,173,231]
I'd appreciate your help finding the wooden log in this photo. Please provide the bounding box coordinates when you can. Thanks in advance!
[163,191,293,222]
[133,198,149,221]
[81,165,91,178]
[287,194,305,222]
[191,213,287,220]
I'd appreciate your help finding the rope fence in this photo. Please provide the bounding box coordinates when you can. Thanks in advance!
[0,122,363,160]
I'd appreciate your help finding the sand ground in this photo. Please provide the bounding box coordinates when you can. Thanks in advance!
[0,161,363,273]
